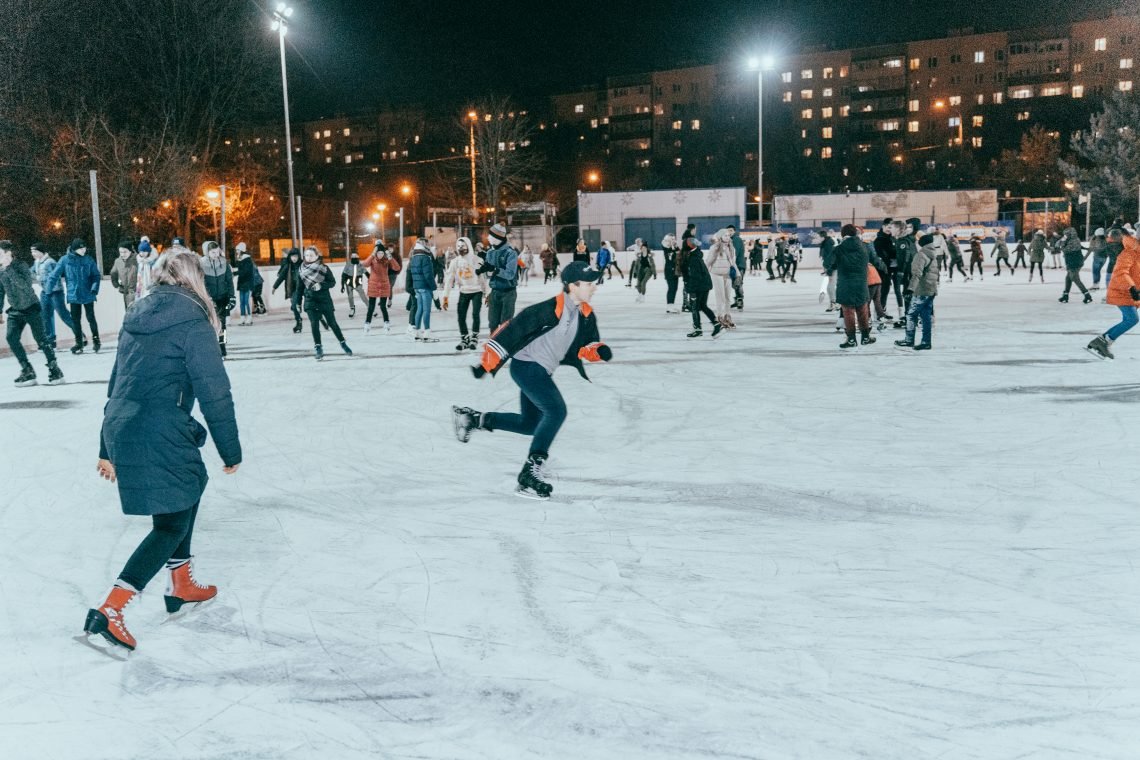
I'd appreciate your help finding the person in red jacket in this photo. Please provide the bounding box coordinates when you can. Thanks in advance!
[451,261,612,499]
[361,241,401,334]
[1087,230,1140,359]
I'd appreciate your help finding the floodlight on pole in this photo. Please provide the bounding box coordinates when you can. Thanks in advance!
[468,110,479,222]
[748,55,776,225]
[272,3,298,251]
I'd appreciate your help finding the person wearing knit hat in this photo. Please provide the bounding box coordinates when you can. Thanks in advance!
[481,222,520,332]
[300,246,353,360]
[135,239,158,301]
[991,229,1012,276]
[272,248,305,333]
[234,242,257,324]
[1089,227,1109,291]
[408,238,440,342]
[43,237,102,353]
[451,259,611,500]
[110,241,138,310]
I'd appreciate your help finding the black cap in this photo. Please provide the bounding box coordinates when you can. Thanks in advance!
[561,261,603,285]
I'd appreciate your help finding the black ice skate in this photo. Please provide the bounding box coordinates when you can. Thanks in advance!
[687,329,703,338]
[1059,293,1069,303]
[711,323,724,338]
[91,337,101,353]
[860,331,876,346]
[314,344,324,361]
[1083,293,1093,304]
[451,406,481,443]
[839,337,857,349]
[1087,335,1114,360]
[894,338,915,348]
[293,319,303,334]
[47,361,64,385]
[340,340,353,356]
[467,334,479,351]
[14,363,37,387]
[516,454,552,500]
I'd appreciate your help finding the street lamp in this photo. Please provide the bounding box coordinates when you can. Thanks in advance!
[933,100,963,146]
[748,55,776,226]
[205,189,221,238]
[376,203,387,241]
[587,171,602,192]
[467,110,479,222]
[271,3,298,251]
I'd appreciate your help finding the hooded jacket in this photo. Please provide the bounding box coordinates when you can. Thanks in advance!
[235,252,256,291]
[409,243,437,292]
[363,248,400,297]
[274,254,303,298]
[681,241,713,292]
[99,284,241,516]
[111,253,138,295]
[485,240,520,291]
[32,255,63,295]
[894,233,918,283]
[1029,233,1047,263]
[45,243,101,304]
[704,233,735,278]
[908,238,940,297]
[1061,230,1085,270]
[1106,236,1140,307]
[833,235,872,307]
[200,252,234,302]
[444,239,488,297]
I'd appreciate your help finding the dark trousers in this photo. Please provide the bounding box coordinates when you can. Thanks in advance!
[7,307,57,366]
[483,359,567,457]
[407,293,417,326]
[289,289,302,322]
[118,503,199,591]
[40,290,74,343]
[307,302,345,345]
[543,267,557,284]
[766,259,776,278]
[949,260,967,279]
[889,270,904,309]
[365,297,390,323]
[665,274,679,305]
[1030,261,1044,279]
[252,284,266,313]
[1012,253,1026,270]
[690,289,716,329]
[841,303,871,338]
[457,291,483,336]
[1063,268,1089,295]
[69,302,99,342]
[488,289,517,333]
[868,284,887,319]
[995,257,1012,274]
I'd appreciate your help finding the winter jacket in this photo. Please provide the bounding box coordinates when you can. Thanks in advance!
[363,251,400,297]
[476,292,610,381]
[1106,236,1140,306]
[45,249,101,304]
[273,256,303,298]
[833,236,872,307]
[596,245,612,269]
[301,264,337,312]
[444,251,488,297]
[1088,235,1108,259]
[731,232,746,270]
[820,236,837,273]
[410,250,437,292]
[0,259,41,313]
[540,248,557,270]
[663,246,680,279]
[632,248,657,280]
[681,244,713,292]
[111,254,138,295]
[947,237,964,264]
[873,230,895,267]
[485,242,520,291]
[1029,235,1047,263]
[894,234,918,284]
[1061,233,1085,270]
[235,254,256,291]
[969,239,984,262]
[704,241,734,278]
[99,284,241,516]
[992,240,1010,259]
[340,260,366,291]
[32,256,62,295]
[908,242,940,297]
[200,256,235,302]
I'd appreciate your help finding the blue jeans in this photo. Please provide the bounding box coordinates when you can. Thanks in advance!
[239,290,251,316]
[483,360,567,457]
[414,289,433,329]
[905,295,935,345]
[39,290,75,343]
[1091,254,1107,286]
[1106,306,1139,342]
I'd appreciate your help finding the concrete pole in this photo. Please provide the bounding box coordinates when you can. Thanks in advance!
[344,200,351,261]
[399,208,405,258]
[296,195,304,247]
[220,185,227,255]
[89,170,104,271]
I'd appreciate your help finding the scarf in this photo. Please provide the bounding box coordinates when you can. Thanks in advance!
[300,261,327,291]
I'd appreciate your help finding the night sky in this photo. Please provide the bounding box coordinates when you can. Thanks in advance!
[283,0,1127,118]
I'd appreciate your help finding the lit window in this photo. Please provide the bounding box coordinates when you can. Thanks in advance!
[1072,85,1085,98]
[839,66,849,77]
[971,136,983,148]
[1011,88,1033,99]
[691,119,701,130]
[574,104,584,114]
[1041,86,1064,96]
[414,135,420,144]
[908,99,920,112]
[884,58,902,68]
[1073,62,1083,73]
[822,127,833,138]
[672,120,682,130]
[1122,58,1134,69]
[821,107,834,118]
[801,89,813,99]
[972,115,984,127]
[907,120,920,133]
[976,94,985,105]
[312,131,320,139]
[590,119,598,128]
[948,116,961,127]
[949,96,962,106]
[343,128,351,136]
[821,146,833,159]
[881,120,900,131]
[801,69,813,79]
[801,129,807,139]
[654,104,664,115]
[803,147,813,157]
[993,92,1004,104]
[781,71,793,83]
[974,51,985,63]
[1016,111,1030,121]
[323,130,331,138]
[638,159,650,168]
[801,108,813,119]
[325,156,333,164]
[823,67,834,79]
[324,143,332,151]
[840,105,850,117]
[1095,38,1107,51]
[673,157,682,166]
[344,155,352,164]
[909,58,920,70]
[1120,80,1134,92]
[782,91,793,103]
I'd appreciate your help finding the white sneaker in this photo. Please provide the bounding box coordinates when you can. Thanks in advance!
[412,329,421,341]
[421,329,440,343]
[406,324,415,336]
[383,322,391,334]
[363,322,372,335]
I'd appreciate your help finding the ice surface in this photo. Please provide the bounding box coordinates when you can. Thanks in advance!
[1,265,1138,759]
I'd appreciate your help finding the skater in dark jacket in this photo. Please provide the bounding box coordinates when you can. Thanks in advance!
[234,243,256,325]
[1012,238,1028,272]
[200,242,235,356]
[681,237,720,338]
[833,225,880,349]
[84,249,241,653]
[451,261,611,499]
[44,238,102,354]
[662,234,681,312]
[300,246,352,361]
[272,248,304,333]
[968,236,985,279]
[0,242,64,386]
[1058,227,1092,304]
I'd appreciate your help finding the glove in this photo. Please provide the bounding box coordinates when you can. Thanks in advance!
[226,297,237,312]
[340,285,345,293]
[475,262,496,276]
[1131,286,1140,301]
[442,297,449,310]
[577,342,612,362]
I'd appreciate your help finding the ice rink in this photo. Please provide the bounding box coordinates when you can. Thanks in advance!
[2,265,1138,759]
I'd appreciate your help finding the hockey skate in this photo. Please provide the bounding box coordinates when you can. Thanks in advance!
[839,337,857,349]
[711,322,724,338]
[292,319,303,334]
[14,362,36,387]
[164,558,217,615]
[516,454,553,500]
[687,329,703,338]
[1083,293,1093,304]
[47,361,64,385]
[451,406,481,443]
[1059,293,1069,303]
[861,331,877,346]
[314,344,324,361]
[340,340,353,355]
[456,335,472,351]
[1087,335,1114,360]
[91,336,101,353]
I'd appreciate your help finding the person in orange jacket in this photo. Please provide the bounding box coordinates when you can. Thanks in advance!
[1087,229,1140,359]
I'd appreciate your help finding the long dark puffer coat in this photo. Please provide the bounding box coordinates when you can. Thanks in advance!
[681,245,712,292]
[834,236,871,307]
[99,284,241,515]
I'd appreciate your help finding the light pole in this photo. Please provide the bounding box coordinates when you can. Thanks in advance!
[205,189,220,239]
[468,111,478,222]
[271,3,298,251]
[747,56,776,226]
[377,203,387,241]
[401,184,416,232]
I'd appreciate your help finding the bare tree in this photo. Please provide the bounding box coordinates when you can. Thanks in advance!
[471,97,545,215]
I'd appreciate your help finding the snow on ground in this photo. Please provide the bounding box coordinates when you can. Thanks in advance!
[1,265,1138,760]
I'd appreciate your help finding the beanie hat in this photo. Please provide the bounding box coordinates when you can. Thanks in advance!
[0,240,13,252]
[117,239,134,250]
[172,237,186,246]
[882,218,893,226]
[489,222,508,241]
[1095,227,1105,236]
[138,240,152,253]
[69,238,86,252]
[561,261,603,285]
[30,242,44,252]
[919,233,934,246]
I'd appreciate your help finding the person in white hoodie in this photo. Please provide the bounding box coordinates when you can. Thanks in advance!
[135,238,157,301]
[442,236,489,351]
[705,229,737,329]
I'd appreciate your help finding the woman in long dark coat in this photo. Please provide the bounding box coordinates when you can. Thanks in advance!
[833,224,881,349]
[83,250,242,653]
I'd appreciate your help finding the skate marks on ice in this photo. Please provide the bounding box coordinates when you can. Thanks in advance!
[958,358,1089,367]
[976,383,1140,404]
[0,399,79,410]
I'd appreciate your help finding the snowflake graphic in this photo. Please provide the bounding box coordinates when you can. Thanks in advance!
[621,193,635,206]
[580,194,591,208]
[708,190,722,203]
[673,191,688,205]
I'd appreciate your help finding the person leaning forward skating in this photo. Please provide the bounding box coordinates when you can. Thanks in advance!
[83,249,241,653]
[0,241,65,386]
[451,262,612,500]
[1087,229,1140,360]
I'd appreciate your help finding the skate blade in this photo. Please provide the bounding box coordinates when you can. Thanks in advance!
[1084,347,1110,361]
[515,486,551,501]
[73,633,131,660]
[162,596,216,624]
[47,378,66,385]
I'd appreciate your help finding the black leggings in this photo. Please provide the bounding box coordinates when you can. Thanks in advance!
[690,289,716,329]
[307,302,345,345]
[118,503,199,590]
[949,260,967,279]
[665,275,679,305]
[365,297,389,323]
[969,259,984,276]
[69,302,99,341]
[1030,261,1044,279]
[457,291,483,336]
